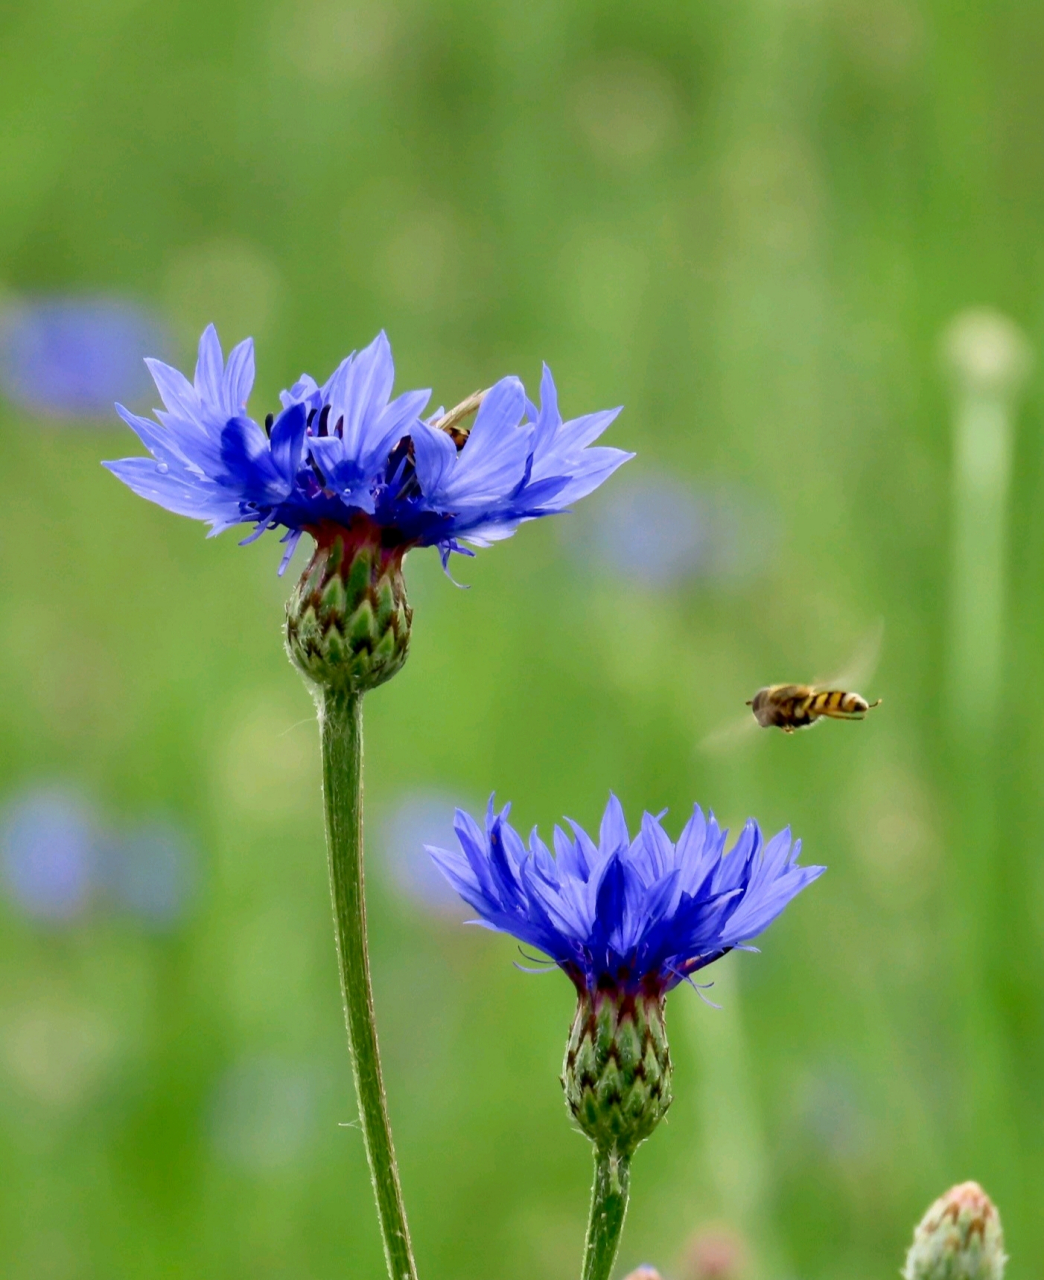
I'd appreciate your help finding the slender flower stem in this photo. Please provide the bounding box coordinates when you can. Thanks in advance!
[581,1151,631,1280]
[320,687,418,1280]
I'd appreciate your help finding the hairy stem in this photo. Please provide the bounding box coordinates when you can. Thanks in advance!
[581,1151,631,1280]
[320,687,418,1280]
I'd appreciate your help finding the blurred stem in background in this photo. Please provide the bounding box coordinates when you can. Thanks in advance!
[943,310,1032,737]
[320,689,418,1280]
[683,962,787,1280]
[941,310,1032,1170]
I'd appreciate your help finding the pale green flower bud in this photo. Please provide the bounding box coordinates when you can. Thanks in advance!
[902,1182,1006,1280]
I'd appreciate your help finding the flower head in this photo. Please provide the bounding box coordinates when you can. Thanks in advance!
[903,1183,1006,1280]
[105,326,631,572]
[428,794,823,996]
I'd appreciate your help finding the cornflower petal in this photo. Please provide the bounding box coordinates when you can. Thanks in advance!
[224,337,255,414]
[565,819,599,878]
[269,403,307,482]
[528,831,557,883]
[520,859,584,941]
[102,457,235,523]
[426,844,487,911]
[599,793,629,857]
[711,821,760,894]
[549,446,634,507]
[638,811,675,881]
[422,377,532,509]
[553,825,589,883]
[279,374,321,413]
[411,420,458,495]
[640,869,682,928]
[675,805,710,881]
[145,358,203,427]
[530,363,561,457]
[486,818,526,910]
[330,331,395,458]
[219,418,286,505]
[194,324,224,405]
[115,404,198,473]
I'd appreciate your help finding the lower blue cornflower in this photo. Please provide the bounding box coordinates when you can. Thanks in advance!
[428,793,823,997]
[431,794,823,1161]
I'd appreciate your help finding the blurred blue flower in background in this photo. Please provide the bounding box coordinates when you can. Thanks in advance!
[98,820,196,929]
[105,326,633,570]
[0,296,170,418]
[378,792,472,917]
[793,1064,871,1164]
[428,794,823,994]
[570,473,777,586]
[0,788,97,921]
[0,785,196,929]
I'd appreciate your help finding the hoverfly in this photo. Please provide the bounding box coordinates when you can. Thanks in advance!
[746,684,881,733]
[699,620,883,751]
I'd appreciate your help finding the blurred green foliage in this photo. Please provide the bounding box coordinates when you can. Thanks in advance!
[2,0,1044,1277]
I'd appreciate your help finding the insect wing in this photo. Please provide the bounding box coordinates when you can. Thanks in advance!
[810,618,884,694]
[698,711,760,754]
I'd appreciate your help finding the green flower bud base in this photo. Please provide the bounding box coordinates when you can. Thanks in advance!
[286,519,411,694]
[564,988,672,1158]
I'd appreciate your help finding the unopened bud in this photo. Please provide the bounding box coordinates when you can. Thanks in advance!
[902,1182,1006,1280]
[625,1269,662,1280]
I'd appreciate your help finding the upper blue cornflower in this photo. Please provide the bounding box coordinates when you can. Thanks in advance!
[428,795,824,995]
[104,325,632,571]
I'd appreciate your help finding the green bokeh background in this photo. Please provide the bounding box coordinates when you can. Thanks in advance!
[2,1,1044,1276]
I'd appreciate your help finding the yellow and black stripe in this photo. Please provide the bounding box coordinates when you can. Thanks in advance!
[807,690,877,720]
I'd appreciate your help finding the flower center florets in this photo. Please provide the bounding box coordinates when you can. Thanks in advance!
[305,513,410,560]
[564,962,671,1000]
[264,389,482,521]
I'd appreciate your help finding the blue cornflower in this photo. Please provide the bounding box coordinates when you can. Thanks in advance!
[105,325,632,572]
[429,794,823,996]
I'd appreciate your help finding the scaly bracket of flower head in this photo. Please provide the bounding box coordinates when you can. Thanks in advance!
[903,1182,1006,1280]
[564,983,671,1158]
[428,793,823,1153]
[286,516,412,693]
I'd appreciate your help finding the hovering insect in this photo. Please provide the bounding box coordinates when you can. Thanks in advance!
[698,620,884,752]
[747,684,881,733]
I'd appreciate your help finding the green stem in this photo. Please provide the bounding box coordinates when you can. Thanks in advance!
[319,687,418,1280]
[581,1151,631,1280]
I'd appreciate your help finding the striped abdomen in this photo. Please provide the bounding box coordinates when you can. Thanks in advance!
[807,689,876,720]
[749,684,881,731]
